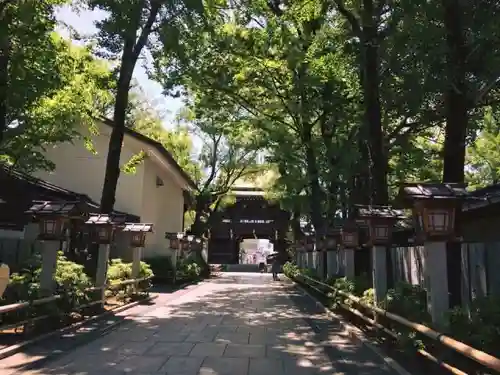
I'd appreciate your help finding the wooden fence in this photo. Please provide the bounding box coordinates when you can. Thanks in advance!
[391,242,500,308]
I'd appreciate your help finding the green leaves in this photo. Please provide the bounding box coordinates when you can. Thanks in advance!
[0,0,114,172]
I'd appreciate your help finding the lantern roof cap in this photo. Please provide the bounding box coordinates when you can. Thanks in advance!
[123,223,153,232]
[354,205,406,219]
[397,182,474,207]
[25,200,86,217]
[85,213,126,225]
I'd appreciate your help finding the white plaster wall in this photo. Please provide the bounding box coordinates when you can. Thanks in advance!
[32,120,187,259]
[33,122,145,217]
[141,157,184,258]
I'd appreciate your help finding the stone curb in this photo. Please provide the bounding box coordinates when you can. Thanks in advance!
[286,277,413,375]
[0,294,158,361]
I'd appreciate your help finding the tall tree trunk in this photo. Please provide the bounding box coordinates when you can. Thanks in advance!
[100,49,135,213]
[441,0,468,309]
[319,118,339,226]
[362,0,388,206]
[0,7,10,146]
[303,130,323,233]
[99,2,161,213]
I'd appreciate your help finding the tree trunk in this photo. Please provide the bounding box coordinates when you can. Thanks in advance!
[0,9,10,145]
[441,0,468,309]
[361,5,388,206]
[100,46,135,214]
[319,120,339,225]
[303,130,323,233]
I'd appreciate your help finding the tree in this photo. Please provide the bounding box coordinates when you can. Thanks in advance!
[87,0,204,213]
[466,107,500,190]
[183,96,262,236]
[0,30,113,172]
[125,88,199,179]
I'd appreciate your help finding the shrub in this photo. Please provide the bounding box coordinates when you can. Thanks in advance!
[447,296,500,356]
[0,252,93,326]
[106,258,154,282]
[176,259,201,281]
[380,282,430,349]
[283,262,299,278]
[106,258,154,301]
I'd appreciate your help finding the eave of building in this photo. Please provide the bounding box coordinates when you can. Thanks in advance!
[99,118,197,192]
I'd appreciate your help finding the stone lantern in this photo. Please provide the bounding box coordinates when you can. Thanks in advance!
[122,223,153,280]
[296,239,306,268]
[337,222,358,279]
[26,200,86,295]
[325,228,339,279]
[397,182,471,325]
[85,213,126,302]
[304,233,315,270]
[354,205,405,304]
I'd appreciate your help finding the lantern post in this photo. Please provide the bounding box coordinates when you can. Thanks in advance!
[122,223,153,281]
[304,233,315,270]
[398,182,470,326]
[26,201,84,295]
[338,222,359,279]
[316,236,327,279]
[85,213,125,303]
[325,229,339,278]
[295,239,304,268]
[354,205,405,304]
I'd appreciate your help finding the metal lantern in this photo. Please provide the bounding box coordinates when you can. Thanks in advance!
[326,237,336,248]
[123,223,153,248]
[340,223,359,249]
[131,232,146,247]
[39,216,67,240]
[96,225,114,244]
[85,214,119,245]
[25,201,85,241]
[316,239,324,251]
[170,238,179,250]
[354,205,405,246]
[398,182,470,241]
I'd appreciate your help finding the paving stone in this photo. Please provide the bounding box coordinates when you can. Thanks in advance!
[185,331,217,343]
[118,340,157,356]
[159,356,204,375]
[189,343,227,357]
[200,357,249,375]
[248,358,285,375]
[214,332,250,344]
[114,355,168,373]
[223,344,266,358]
[147,342,195,356]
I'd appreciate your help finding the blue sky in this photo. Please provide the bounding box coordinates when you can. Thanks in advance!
[55,5,184,129]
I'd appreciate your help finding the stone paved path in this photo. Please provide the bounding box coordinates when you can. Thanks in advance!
[1,273,402,375]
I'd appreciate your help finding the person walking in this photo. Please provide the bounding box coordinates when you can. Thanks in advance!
[271,257,280,281]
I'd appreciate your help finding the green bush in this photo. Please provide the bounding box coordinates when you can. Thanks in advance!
[1,252,93,326]
[283,262,300,278]
[380,282,430,349]
[106,258,154,301]
[176,259,201,281]
[106,258,154,282]
[447,296,500,356]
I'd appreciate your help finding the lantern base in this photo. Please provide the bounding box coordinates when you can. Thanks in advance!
[424,241,449,327]
[343,248,355,279]
[372,246,387,305]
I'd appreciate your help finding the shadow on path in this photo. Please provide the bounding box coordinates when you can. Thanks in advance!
[0,273,400,375]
